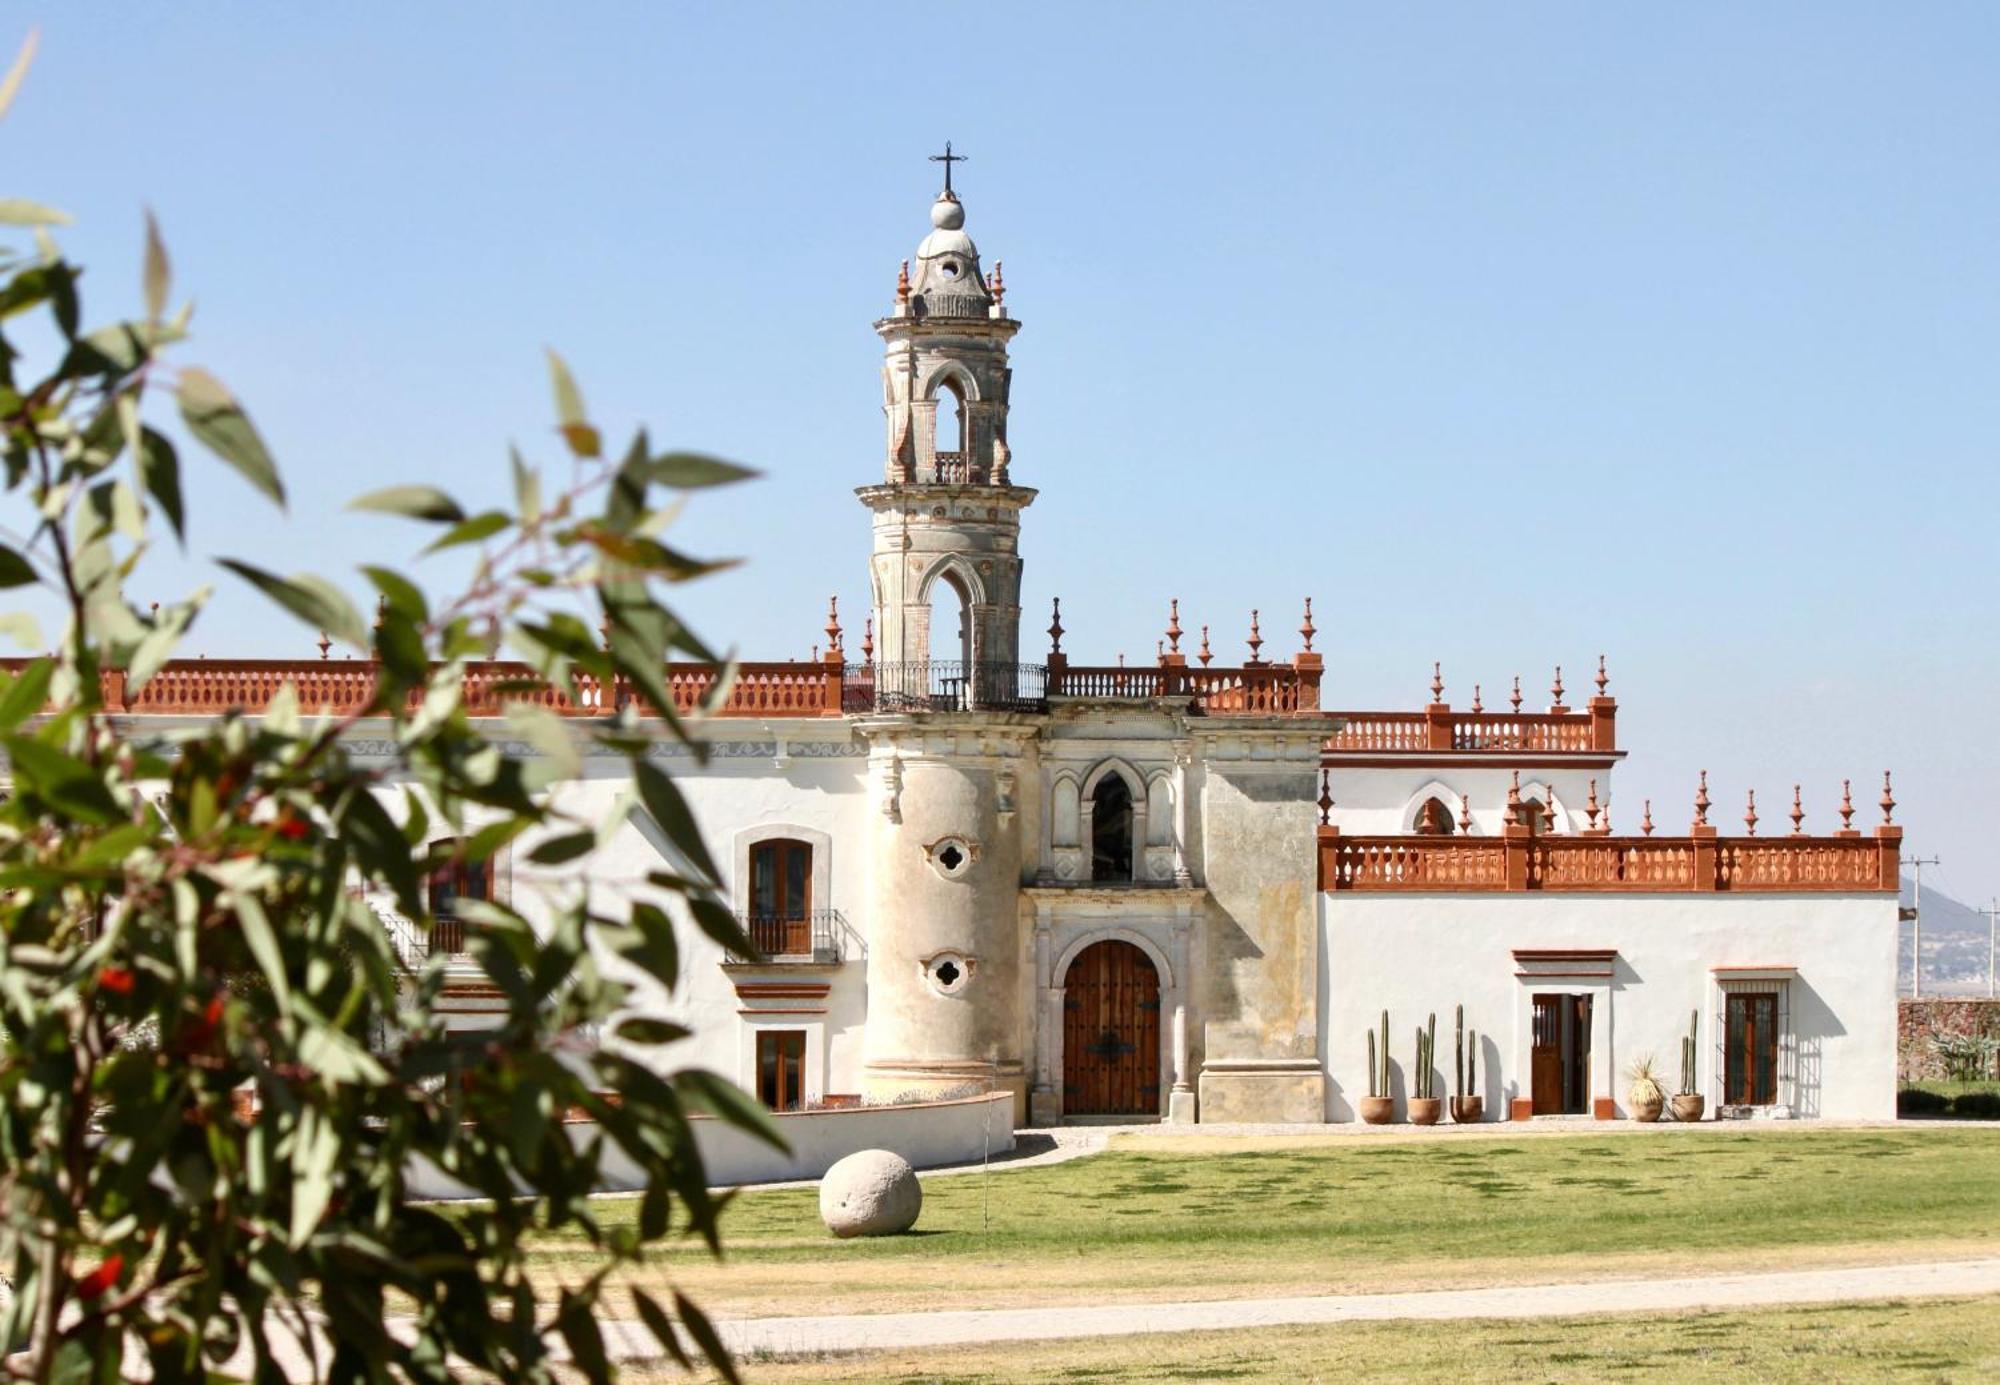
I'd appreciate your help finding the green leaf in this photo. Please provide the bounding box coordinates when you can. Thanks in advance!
[218,560,369,649]
[420,511,510,555]
[230,892,291,1008]
[360,565,429,624]
[545,348,599,458]
[0,198,71,226]
[0,660,53,729]
[675,1069,786,1153]
[288,1103,339,1248]
[613,1017,689,1046]
[136,427,186,545]
[0,29,38,122]
[0,543,35,587]
[634,761,720,886]
[0,611,44,649]
[643,451,758,489]
[142,208,170,323]
[178,367,285,507]
[2,736,123,824]
[629,1289,691,1370]
[511,448,542,527]
[525,831,595,866]
[349,485,465,523]
[673,1290,742,1385]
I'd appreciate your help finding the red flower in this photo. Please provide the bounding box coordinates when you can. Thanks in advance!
[97,967,135,995]
[75,1253,123,1300]
[274,813,310,840]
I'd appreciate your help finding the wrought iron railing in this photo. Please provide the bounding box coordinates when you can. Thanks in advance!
[727,909,849,964]
[848,661,1048,713]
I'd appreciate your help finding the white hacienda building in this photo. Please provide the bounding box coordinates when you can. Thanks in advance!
[82,174,1905,1127]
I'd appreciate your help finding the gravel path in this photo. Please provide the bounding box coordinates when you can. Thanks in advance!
[704,1257,2000,1357]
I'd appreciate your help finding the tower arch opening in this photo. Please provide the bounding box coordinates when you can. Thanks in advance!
[934,375,968,477]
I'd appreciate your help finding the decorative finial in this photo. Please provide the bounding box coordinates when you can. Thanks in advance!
[1642,799,1654,836]
[1585,778,1601,831]
[1299,597,1316,652]
[825,596,843,653]
[1247,609,1263,662]
[1047,597,1064,655]
[1156,639,1164,663]
[1839,778,1854,831]
[1317,768,1334,826]
[1457,794,1473,834]
[1430,661,1444,704]
[1471,683,1483,714]
[929,139,968,196]
[987,259,1005,307]
[316,631,331,661]
[1694,769,1711,827]
[1542,798,1559,833]
[1879,770,1895,825]
[1790,784,1805,836]
[375,594,388,631]
[150,601,160,620]
[1551,664,1565,707]
[1198,625,1212,667]
[1595,654,1609,697]
[810,644,818,663]
[1117,652,1126,668]
[1744,789,1758,836]
[861,615,874,662]
[1166,598,1183,655]
[1510,675,1523,713]
[896,259,910,304]
[1505,771,1523,827]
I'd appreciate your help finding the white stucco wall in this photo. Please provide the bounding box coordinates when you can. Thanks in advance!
[1325,763,1610,836]
[1321,891,1897,1122]
[404,1091,1016,1197]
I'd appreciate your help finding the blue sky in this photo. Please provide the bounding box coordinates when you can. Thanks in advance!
[7,5,1997,907]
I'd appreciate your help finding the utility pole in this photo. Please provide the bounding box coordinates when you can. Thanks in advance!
[1902,856,1940,999]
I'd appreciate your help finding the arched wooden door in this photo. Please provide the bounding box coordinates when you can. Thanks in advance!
[1063,939,1161,1117]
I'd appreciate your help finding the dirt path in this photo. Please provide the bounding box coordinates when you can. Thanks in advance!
[693,1257,2000,1357]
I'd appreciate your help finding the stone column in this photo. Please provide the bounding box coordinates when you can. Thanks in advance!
[1168,920,1196,1122]
[1171,740,1193,885]
[1029,917,1061,1127]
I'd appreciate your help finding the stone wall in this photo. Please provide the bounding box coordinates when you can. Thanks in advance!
[1898,998,2000,1082]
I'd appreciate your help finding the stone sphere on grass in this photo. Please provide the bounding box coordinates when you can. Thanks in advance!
[819,1149,922,1238]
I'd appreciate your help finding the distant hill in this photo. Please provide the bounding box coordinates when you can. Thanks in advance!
[1900,878,1995,998]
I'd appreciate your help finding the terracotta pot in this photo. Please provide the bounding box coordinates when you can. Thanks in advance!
[1449,1095,1484,1124]
[1671,1093,1706,1123]
[1358,1095,1395,1125]
[1408,1097,1443,1126]
[1630,1092,1665,1123]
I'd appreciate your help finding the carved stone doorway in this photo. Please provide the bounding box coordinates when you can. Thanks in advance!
[1062,939,1161,1116]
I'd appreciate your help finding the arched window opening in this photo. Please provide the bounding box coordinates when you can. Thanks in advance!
[426,842,493,956]
[935,378,968,477]
[928,568,973,686]
[1414,797,1456,836]
[1091,775,1135,882]
[749,837,813,956]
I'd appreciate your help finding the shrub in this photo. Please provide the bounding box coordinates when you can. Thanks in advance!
[1951,1091,2000,1120]
[1897,1088,1950,1116]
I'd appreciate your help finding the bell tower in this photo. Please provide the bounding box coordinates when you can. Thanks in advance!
[858,154,1035,704]
[853,153,1040,1117]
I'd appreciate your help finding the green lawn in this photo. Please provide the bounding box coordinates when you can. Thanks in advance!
[1901,1078,2000,1098]
[647,1296,2000,1383]
[522,1127,2000,1317]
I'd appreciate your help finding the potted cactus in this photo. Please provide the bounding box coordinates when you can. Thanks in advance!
[1409,1011,1442,1125]
[1449,1003,1483,1123]
[1626,1052,1666,1122]
[1672,1009,1706,1122]
[1360,1009,1394,1123]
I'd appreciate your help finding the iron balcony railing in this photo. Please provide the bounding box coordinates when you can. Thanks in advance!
[727,909,849,964]
[845,661,1048,714]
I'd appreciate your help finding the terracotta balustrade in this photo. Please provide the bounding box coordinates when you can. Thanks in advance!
[2,657,849,719]
[1047,661,1322,714]
[1325,700,1616,755]
[1319,827,1900,894]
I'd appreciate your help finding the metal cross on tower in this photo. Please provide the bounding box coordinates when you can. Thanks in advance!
[930,140,967,194]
